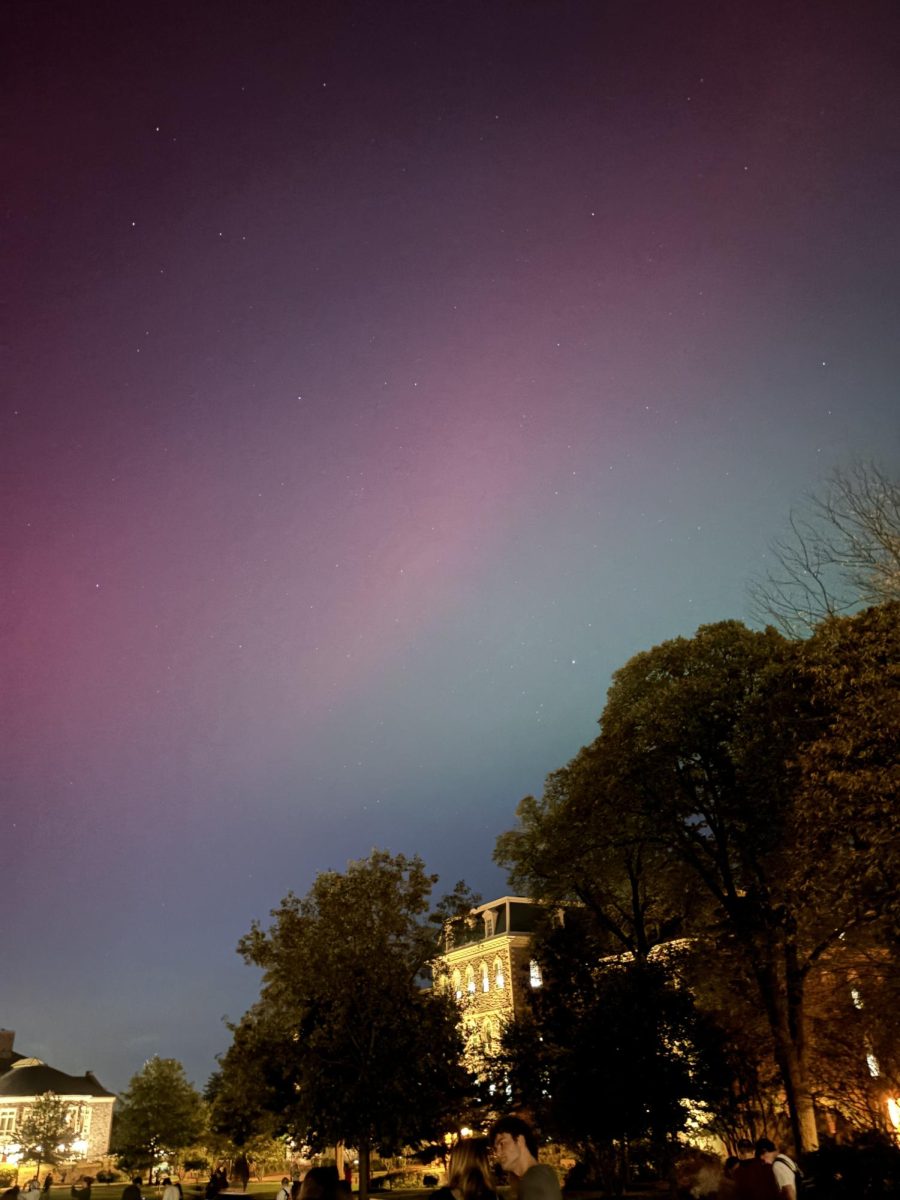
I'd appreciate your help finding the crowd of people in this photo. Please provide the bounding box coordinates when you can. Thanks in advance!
[263,1115,561,1200]
[0,1115,800,1200]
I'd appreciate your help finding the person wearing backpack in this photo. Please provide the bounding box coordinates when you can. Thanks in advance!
[734,1141,780,1200]
[748,1139,799,1200]
[772,1148,801,1200]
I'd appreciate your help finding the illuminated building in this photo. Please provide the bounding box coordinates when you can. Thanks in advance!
[0,1031,115,1164]
[436,896,547,1063]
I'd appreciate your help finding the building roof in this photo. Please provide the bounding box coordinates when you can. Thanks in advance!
[0,1063,115,1099]
[444,896,545,950]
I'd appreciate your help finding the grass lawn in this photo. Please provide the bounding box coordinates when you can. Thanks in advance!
[37,1186,447,1200]
[31,1184,660,1200]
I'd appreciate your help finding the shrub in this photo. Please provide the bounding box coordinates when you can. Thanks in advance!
[806,1135,900,1198]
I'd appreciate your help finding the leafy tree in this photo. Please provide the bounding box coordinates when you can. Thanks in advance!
[16,1093,75,1178]
[113,1057,206,1175]
[220,851,477,1200]
[680,941,788,1147]
[594,620,828,1151]
[495,746,703,964]
[490,919,732,1192]
[749,461,900,635]
[790,602,900,1133]
[792,600,900,922]
[497,610,900,1154]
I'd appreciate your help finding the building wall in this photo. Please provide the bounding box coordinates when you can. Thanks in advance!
[437,896,544,1065]
[0,1095,115,1163]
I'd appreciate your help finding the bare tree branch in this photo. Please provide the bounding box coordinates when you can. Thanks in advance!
[749,461,900,636]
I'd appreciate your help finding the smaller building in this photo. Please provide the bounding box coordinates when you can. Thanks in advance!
[0,1030,115,1164]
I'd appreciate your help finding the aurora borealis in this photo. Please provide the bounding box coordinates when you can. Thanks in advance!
[4,1,900,1088]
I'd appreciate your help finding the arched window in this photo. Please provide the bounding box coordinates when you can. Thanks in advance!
[481,961,490,993]
[465,964,476,993]
[494,957,505,990]
[529,959,543,988]
[452,969,462,1000]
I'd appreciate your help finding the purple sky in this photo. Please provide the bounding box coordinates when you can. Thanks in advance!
[4,1,899,1092]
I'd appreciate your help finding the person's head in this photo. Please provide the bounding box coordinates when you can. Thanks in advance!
[281,1181,290,1188]
[736,1140,754,1161]
[754,1138,776,1163]
[490,1116,538,1177]
[448,1138,493,1199]
[299,1168,339,1200]
[723,1157,740,1177]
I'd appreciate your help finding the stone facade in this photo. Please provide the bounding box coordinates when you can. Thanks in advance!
[436,896,546,1064]
[0,1031,115,1165]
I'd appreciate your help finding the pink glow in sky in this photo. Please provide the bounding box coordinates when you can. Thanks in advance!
[3,0,900,1089]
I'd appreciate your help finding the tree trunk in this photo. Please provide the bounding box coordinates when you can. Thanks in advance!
[753,944,819,1153]
[357,1139,370,1200]
[774,1034,818,1154]
[617,1136,628,1196]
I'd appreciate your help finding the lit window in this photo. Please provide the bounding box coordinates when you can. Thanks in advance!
[529,960,543,988]
[452,969,462,1000]
[466,964,476,993]
[494,958,505,989]
[0,1109,15,1134]
[868,1053,881,1078]
[481,962,490,992]
[850,987,864,1010]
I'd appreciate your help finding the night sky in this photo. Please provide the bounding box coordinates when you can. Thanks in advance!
[4,1,899,1093]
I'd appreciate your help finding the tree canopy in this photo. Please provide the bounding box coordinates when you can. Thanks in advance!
[16,1094,75,1176]
[495,605,900,1154]
[113,1057,206,1174]
[488,915,733,1191]
[495,745,703,964]
[215,851,477,1200]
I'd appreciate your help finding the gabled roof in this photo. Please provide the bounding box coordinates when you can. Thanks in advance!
[0,1063,115,1099]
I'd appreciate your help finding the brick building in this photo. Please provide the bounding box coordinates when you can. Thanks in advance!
[0,1030,115,1165]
